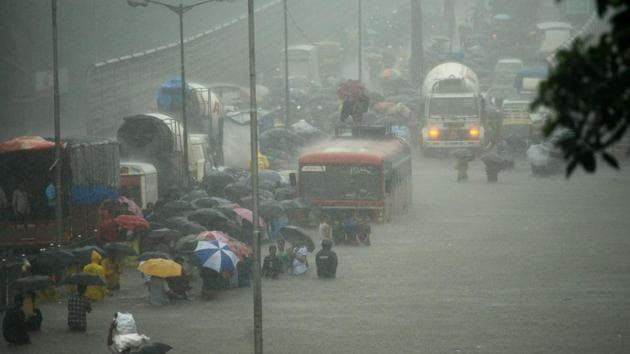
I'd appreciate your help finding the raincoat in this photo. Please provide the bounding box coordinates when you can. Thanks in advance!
[102,257,121,291]
[82,251,107,301]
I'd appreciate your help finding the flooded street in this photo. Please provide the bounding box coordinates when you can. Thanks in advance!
[26,154,630,353]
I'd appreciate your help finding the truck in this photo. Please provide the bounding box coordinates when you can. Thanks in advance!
[0,136,119,250]
[117,113,187,198]
[419,62,484,152]
[157,80,224,165]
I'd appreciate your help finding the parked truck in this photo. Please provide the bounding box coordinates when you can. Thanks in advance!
[0,136,119,250]
[419,62,484,152]
[117,113,188,198]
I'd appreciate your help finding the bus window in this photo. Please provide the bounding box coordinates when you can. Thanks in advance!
[301,165,382,200]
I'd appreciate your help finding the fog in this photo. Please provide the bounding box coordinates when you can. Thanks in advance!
[2,1,628,353]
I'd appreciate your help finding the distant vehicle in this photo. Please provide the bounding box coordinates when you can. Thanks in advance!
[0,137,119,249]
[492,58,524,87]
[419,62,484,152]
[117,113,186,197]
[536,22,573,57]
[120,162,158,209]
[515,66,549,97]
[297,127,411,223]
[314,40,343,79]
[500,98,534,148]
[283,44,320,84]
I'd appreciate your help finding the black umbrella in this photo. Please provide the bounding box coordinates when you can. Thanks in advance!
[280,225,315,252]
[192,197,219,209]
[104,242,137,256]
[259,200,285,219]
[72,245,106,265]
[174,234,200,252]
[224,183,251,200]
[180,189,209,202]
[14,275,52,292]
[138,251,172,262]
[148,228,182,240]
[209,197,236,206]
[203,170,235,195]
[188,209,230,229]
[275,187,296,201]
[33,249,76,271]
[136,342,173,354]
[62,272,107,286]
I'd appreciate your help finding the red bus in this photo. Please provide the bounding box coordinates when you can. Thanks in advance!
[298,135,412,223]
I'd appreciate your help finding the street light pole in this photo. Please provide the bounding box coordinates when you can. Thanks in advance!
[177,4,190,187]
[51,0,63,244]
[247,0,263,352]
[358,0,363,81]
[283,0,290,128]
[128,0,227,187]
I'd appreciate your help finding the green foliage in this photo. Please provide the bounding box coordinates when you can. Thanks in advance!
[532,0,630,177]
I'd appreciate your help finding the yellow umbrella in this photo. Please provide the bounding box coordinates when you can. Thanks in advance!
[137,258,182,278]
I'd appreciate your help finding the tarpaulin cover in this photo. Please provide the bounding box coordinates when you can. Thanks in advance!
[66,138,119,187]
[71,185,119,206]
[0,136,61,153]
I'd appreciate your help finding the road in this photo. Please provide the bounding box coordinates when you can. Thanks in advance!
[17,154,630,353]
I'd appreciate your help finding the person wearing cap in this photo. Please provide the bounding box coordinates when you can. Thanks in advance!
[315,239,338,279]
[83,251,107,302]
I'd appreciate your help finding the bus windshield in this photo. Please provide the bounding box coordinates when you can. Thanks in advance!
[300,165,382,200]
[429,97,478,117]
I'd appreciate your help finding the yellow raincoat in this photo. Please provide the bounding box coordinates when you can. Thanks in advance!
[83,251,107,302]
[102,257,121,291]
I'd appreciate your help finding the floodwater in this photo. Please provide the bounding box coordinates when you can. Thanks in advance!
[15,154,630,353]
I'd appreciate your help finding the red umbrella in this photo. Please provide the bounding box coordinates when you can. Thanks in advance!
[197,230,253,260]
[114,214,149,231]
[232,207,265,227]
[0,136,62,153]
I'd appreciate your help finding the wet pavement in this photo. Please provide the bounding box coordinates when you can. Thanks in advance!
[9,154,630,353]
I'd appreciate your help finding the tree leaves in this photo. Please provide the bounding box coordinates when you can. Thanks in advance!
[537,0,629,177]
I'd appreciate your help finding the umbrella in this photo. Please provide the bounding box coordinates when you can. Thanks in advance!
[233,207,265,227]
[209,197,236,206]
[280,225,315,252]
[275,187,295,201]
[62,272,107,286]
[148,228,182,240]
[187,208,230,229]
[198,231,253,260]
[493,13,511,21]
[192,197,219,209]
[136,343,173,354]
[174,234,201,252]
[194,240,240,273]
[33,249,76,271]
[224,183,251,200]
[259,200,285,219]
[249,170,282,186]
[137,258,182,278]
[137,251,172,262]
[104,242,137,256]
[72,245,106,265]
[115,214,150,232]
[14,275,52,292]
[203,170,235,195]
[452,148,475,161]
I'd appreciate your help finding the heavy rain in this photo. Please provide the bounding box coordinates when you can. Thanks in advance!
[1,0,629,353]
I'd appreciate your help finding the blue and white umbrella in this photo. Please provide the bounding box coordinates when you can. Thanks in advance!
[194,240,240,273]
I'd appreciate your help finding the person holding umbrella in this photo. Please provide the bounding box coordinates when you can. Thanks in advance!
[67,285,92,332]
